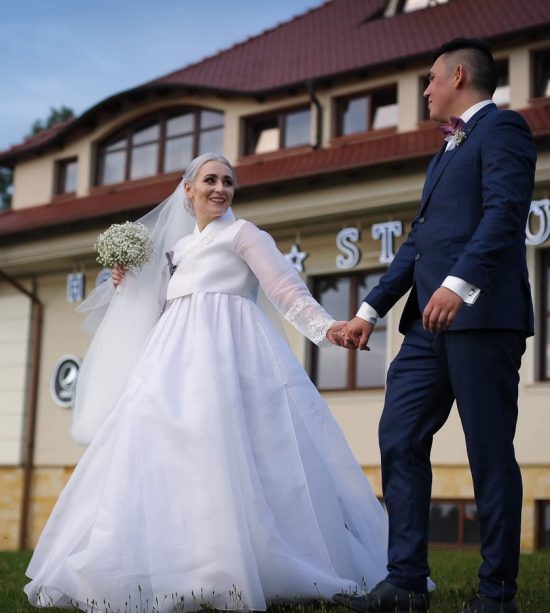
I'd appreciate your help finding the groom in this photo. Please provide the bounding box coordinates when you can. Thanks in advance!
[335,38,536,613]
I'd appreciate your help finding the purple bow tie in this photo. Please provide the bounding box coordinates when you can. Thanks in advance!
[440,115,466,136]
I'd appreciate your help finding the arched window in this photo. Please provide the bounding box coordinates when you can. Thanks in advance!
[96,108,224,185]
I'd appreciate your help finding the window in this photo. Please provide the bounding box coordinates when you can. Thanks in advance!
[533,48,550,99]
[540,249,550,381]
[536,501,550,549]
[96,108,224,185]
[55,158,78,194]
[429,500,480,546]
[336,87,398,137]
[493,61,510,107]
[420,76,431,121]
[400,0,449,12]
[244,107,311,155]
[311,271,387,390]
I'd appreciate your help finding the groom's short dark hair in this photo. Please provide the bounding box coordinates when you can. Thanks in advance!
[434,37,497,96]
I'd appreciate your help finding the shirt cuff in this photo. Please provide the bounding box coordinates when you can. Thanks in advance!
[356,302,379,325]
[442,276,480,305]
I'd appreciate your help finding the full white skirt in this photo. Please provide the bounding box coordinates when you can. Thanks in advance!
[25,293,388,612]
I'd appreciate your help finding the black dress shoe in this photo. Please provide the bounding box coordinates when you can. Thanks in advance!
[333,580,430,612]
[462,593,517,613]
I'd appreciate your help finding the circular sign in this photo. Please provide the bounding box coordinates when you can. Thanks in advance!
[50,355,81,408]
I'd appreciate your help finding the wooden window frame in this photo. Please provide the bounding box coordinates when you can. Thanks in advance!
[539,249,550,382]
[335,85,398,138]
[310,270,387,392]
[95,107,224,186]
[54,157,78,196]
[428,499,480,548]
[242,105,311,156]
[531,48,550,100]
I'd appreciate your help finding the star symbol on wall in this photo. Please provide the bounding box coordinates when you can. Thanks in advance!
[284,243,308,272]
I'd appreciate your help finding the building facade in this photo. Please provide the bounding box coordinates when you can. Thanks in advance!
[1,0,550,552]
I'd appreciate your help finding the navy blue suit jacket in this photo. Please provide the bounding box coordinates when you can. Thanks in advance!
[365,104,537,335]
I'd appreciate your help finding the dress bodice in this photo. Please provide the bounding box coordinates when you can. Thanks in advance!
[166,216,258,302]
[165,209,335,346]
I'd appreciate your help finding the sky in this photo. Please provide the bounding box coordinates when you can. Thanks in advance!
[0,0,323,152]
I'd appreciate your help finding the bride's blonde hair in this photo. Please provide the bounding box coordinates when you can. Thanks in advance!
[183,153,236,217]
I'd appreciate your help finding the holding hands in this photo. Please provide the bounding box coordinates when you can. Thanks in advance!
[326,318,373,350]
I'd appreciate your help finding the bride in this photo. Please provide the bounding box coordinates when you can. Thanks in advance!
[24,153,388,612]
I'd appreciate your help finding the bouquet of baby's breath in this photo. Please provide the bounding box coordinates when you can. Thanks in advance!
[94,221,154,271]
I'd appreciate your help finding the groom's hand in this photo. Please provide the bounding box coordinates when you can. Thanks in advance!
[342,317,373,351]
[423,286,464,333]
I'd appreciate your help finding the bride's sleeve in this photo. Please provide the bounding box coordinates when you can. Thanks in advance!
[234,221,335,346]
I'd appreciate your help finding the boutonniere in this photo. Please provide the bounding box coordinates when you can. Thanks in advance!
[440,116,467,150]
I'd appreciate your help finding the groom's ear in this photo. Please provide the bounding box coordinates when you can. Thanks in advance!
[453,64,467,89]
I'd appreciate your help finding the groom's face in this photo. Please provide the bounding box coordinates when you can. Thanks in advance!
[424,55,455,124]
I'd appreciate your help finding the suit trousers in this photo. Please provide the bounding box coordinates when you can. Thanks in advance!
[379,320,525,600]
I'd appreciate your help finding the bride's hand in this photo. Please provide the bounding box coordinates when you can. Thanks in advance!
[326,321,349,347]
[112,267,128,287]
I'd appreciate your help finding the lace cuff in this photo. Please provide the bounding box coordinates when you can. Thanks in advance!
[285,296,335,346]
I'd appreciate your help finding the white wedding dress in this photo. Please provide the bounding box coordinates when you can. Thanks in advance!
[25,210,388,612]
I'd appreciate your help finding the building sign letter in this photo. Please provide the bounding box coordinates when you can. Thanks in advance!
[526,199,550,246]
[372,221,402,264]
[336,228,361,269]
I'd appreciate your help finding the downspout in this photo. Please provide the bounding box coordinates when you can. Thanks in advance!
[308,80,323,149]
[0,269,43,550]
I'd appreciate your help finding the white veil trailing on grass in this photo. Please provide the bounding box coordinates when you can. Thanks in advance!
[72,180,196,445]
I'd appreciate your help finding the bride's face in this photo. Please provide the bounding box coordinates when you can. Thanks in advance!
[186,161,235,230]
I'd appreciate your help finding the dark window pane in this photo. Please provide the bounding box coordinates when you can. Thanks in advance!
[493,62,510,106]
[463,503,481,544]
[60,160,77,193]
[199,127,224,156]
[534,51,550,98]
[372,88,398,129]
[164,135,193,173]
[250,117,279,154]
[429,503,459,543]
[100,150,126,184]
[130,143,158,179]
[373,102,398,129]
[316,277,351,390]
[318,276,351,321]
[284,109,311,147]
[132,123,160,145]
[543,504,550,547]
[201,110,224,129]
[546,321,550,380]
[105,136,127,152]
[166,113,194,136]
[356,329,386,387]
[356,272,386,387]
[341,97,368,135]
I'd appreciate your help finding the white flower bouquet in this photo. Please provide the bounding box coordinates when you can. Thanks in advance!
[94,222,154,271]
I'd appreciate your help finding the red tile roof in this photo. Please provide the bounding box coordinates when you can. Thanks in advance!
[151,0,550,93]
[0,118,75,160]
[1,0,548,163]
[1,104,548,240]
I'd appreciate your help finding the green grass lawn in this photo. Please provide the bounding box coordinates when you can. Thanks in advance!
[2,549,549,612]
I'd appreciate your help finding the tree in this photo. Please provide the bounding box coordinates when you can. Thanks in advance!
[29,105,74,137]
[0,106,75,210]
